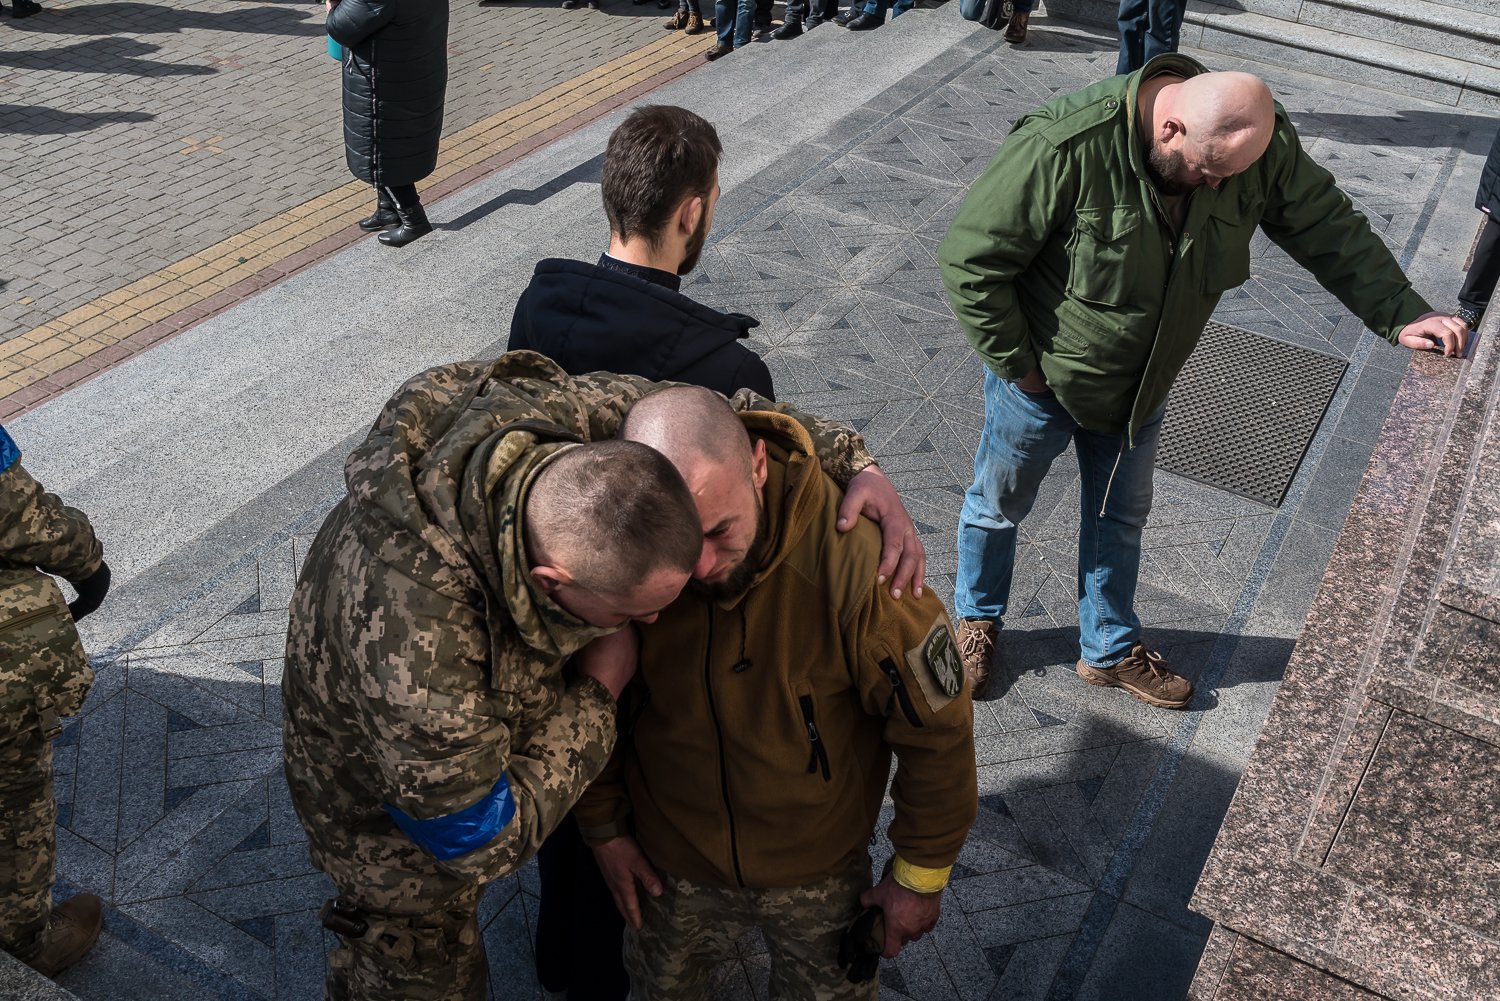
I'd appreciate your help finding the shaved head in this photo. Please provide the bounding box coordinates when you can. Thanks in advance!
[1175,72,1275,170]
[620,386,753,480]
[524,439,701,595]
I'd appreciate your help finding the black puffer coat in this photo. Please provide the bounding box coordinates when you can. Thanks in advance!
[508,259,774,398]
[328,0,449,188]
[1478,125,1500,218]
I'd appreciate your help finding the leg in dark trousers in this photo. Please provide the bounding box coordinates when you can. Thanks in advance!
[1459,213,1500,325]
[534,814,630,1001]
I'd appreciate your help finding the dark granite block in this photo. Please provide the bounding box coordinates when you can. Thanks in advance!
[1321,711,1500,937]
[1211,935,1382,1000]
[1421,604,1500,699]
[1299,700,1392,868]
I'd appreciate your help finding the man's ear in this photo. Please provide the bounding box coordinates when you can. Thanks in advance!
[680,194,705,236]
[750,438,769,491]
[1159,115,1186,144]
[530,565,570,594]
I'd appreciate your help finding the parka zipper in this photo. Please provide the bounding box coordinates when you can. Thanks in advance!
[705,609,747,887]
[881,657,924,728]
[798,695,832,781]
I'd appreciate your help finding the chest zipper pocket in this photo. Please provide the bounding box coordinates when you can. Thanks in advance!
[882,657,925,728]
[797,694,831,781]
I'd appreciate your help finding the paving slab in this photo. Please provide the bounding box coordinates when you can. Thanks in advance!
[5,6,1493,1000]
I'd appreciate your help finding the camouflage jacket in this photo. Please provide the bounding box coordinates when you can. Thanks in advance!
[282,351,876,885]
[575,412,977,889]
[0,427,103,718]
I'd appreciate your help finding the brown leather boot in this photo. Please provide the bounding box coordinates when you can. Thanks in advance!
[664,9,687,28]
[958,618,996,699]
[1004,10,1028,42]
[25,893,103,978]
[1076,643,1193,709]
[685,11,704,31]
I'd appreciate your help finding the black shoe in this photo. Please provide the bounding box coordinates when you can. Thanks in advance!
[771,17,801,37]
[752,24,772,40]
[561,0,585,8]
[704,41,733,59]
[10,0,41,16]
[833,7,858,23]
[378,201,432,247]
[358,192,399,231]
[805,14,825,25]
[845,10,881,27]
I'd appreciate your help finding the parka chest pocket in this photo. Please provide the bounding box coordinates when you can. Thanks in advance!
[1200,194,1257,295]
[1066,207,1144,307]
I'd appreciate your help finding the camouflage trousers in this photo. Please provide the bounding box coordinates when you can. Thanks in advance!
[321,881,488,1001]
[624,854,878,1001]
[0,685,59,963]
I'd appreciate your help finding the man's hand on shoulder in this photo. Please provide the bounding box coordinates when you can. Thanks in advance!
[591,835,662,930]
[574,627,639,701]
[859,872,942,959]
[1397,312,1469,358]
[838,465,926,600]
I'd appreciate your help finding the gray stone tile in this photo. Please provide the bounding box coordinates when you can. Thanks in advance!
[118,897,275,998]
[274,907,328,1001]
[1294,433,1379,533]
[1074,902,1210,1001]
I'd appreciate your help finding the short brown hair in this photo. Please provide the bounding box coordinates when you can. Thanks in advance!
[525,440,701,593]
[601,105,722,248]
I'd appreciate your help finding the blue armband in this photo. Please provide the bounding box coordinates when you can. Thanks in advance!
[0,425,19,474]
[384,773,516,860]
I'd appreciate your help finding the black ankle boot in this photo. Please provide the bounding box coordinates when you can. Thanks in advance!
[358,192,399,231]
[10,0,42,16]
[771,16,802,37]
[378,201,432,247]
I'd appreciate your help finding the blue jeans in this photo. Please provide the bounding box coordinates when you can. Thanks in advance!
[716,0,753,45]
[954,371,1163,667]
[858,0,913,20]
[1115,0,1184,74]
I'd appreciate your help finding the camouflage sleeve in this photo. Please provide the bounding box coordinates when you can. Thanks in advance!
[571,697,636,844]
[848,579,977,871]
[351,578,617,881]
[0,461,104,582]
[728,389,875,488]
[565,371,671,439]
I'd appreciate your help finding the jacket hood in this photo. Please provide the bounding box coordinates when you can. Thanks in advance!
[341,353,616,672]
[718,411,824,607]
[515,259,758,376]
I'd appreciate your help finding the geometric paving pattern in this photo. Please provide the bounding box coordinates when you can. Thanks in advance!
[50,18,1466,1001]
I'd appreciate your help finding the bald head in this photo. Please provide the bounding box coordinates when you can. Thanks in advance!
[621,386,753,479]
[1175,72,1275,171]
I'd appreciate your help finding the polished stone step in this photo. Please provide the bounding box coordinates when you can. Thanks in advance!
[1042,0,1500,108]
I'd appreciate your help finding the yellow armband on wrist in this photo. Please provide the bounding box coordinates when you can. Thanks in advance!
[891,855,951,894]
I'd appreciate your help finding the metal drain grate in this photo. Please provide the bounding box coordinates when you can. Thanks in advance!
[1156,321,1348,507]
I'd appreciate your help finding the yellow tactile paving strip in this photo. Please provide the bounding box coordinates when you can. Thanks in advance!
[0,30,704,412]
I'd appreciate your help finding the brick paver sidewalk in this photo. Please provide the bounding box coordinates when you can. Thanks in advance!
[0,0,706,414]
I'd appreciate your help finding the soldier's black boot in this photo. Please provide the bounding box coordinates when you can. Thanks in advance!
[10,0,43,17]
[358,189,399,231]
[378,197,432,248]
[772,11,803,36]
[25,893,103,978]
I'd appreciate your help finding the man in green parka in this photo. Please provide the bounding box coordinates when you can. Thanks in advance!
[939,54,1467,706]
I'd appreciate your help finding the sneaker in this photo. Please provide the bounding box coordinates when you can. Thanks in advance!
[25,893,103,978]
[1076,644,1193,709]
[704,41,734,59]
[958,619,996,699]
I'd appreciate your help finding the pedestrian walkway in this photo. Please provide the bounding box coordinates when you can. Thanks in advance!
[7,6,1493,1001]
[0,0,705,417]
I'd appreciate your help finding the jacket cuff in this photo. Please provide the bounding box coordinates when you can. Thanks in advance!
[576,820,628,845]
[891,855,952,894]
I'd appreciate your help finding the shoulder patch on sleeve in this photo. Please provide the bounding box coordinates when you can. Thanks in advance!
[0,425,19,474]
[905,618,964,714]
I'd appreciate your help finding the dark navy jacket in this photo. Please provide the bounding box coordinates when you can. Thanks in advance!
[1479,125,1500,218]
[507,259,774,399]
